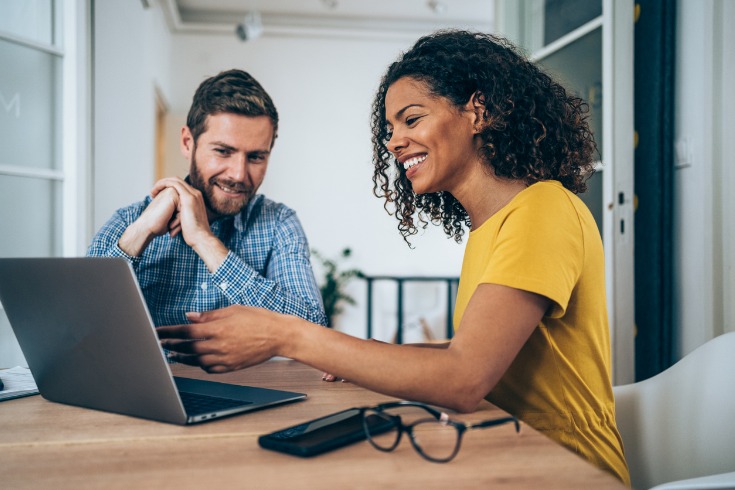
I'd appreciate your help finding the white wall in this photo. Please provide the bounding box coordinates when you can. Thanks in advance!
[158,32,466,340]
[673,0,735,358]
[92,0,172,230]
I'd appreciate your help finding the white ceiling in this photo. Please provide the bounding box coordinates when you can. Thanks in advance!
[162,0,494,39]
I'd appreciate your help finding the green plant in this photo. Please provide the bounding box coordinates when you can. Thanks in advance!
[311,248,364,328]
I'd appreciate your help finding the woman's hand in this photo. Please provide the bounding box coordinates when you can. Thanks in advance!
[156,305,289,373]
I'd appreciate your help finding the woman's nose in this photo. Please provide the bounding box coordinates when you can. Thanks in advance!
[387,130,407,154]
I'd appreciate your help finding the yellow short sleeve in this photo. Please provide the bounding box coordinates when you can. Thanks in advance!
[480,183,585,317]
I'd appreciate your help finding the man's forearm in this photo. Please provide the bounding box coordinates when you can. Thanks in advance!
[191,234,229,273]
[117,221,156,257]
[87,205,145,260]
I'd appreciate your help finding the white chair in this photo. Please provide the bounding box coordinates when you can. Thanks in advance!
[613,332,735,490]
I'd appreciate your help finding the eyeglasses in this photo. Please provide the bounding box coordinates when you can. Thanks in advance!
[359,401,520,463]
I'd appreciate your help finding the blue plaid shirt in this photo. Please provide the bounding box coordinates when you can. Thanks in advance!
[87,194,327,327]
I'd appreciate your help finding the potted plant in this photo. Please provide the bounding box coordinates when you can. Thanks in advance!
[311,248,364,328]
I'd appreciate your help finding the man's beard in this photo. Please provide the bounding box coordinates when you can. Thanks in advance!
[188,155,254,218]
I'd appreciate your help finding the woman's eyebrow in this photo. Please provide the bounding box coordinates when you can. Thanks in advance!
[390,103,424,122]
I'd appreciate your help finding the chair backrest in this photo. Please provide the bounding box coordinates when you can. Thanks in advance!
[613,332,735,489]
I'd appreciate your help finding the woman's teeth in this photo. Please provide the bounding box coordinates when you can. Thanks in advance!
[403,154,427,170]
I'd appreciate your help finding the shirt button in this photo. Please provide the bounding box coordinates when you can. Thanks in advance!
[200,282,208,290]
[220,281,229,291]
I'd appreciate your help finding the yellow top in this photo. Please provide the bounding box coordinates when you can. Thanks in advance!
[453,181,630,486]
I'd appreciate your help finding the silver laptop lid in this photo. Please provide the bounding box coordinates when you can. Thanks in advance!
[0,257,188,424]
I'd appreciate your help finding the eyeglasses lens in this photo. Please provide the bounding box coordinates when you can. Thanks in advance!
[365,405,431,450]
[364,405,459,461]
[409,419,459,461]
[363,410,400,450]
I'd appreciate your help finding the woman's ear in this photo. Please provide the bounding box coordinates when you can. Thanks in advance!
[466,91,488,134]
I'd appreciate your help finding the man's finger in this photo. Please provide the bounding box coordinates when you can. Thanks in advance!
[151,177,187,197]
[155,179,199,201]
[168,221,182,237]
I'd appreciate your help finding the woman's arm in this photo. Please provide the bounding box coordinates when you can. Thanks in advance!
[157,282,549,413]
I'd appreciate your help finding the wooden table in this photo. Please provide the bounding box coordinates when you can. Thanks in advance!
[0,360,625,489]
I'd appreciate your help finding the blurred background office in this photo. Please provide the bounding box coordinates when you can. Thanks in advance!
[1,0,733,386]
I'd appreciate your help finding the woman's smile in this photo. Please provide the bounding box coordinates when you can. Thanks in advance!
[402,153,427,179]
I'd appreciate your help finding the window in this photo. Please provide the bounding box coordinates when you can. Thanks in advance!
[0,0,89,366]
[0,1,63,257]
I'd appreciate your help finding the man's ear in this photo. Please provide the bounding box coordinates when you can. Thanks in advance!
[180,126,194,159]
[465,91,488,134]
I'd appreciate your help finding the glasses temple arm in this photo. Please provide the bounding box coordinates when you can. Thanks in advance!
[375,401,445,420]
[468,416,521,432]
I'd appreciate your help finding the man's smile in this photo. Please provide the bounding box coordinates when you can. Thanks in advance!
[212,179,250,196]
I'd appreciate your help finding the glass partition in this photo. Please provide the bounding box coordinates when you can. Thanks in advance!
[0,39,61,170]
[537,28,603,155]
[0,174,62,257]
[0,0,54,45]
[543,0,601,45]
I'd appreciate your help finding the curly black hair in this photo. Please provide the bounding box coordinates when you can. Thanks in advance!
[371,30,598,244]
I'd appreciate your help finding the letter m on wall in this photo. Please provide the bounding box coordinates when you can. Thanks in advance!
[0,90,20,118]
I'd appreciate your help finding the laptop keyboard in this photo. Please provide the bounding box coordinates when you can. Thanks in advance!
[179,391,252,416]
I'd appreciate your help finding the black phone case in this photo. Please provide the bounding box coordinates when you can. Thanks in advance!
[258,408,369,457]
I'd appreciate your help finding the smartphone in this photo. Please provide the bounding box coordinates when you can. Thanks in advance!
[258,407,393,457]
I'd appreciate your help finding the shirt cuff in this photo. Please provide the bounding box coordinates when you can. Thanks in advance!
[210,251,255,300]
[109,244,142,267]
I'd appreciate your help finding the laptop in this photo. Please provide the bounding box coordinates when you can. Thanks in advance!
[0,257,306,425]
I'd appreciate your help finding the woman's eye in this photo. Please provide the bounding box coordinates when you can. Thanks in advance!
[406,116,421,126]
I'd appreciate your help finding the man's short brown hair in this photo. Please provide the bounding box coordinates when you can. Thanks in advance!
[186,69,279,145]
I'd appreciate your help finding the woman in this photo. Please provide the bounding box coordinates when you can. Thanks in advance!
[158,30,630,485]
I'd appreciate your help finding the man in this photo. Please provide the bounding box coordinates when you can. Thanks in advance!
[88,69,327,328]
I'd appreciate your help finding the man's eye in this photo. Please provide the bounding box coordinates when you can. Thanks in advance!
[214,148,230,155]
[249,154,267,163]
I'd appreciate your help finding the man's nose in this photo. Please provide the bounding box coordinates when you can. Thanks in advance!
[226,154,249,182]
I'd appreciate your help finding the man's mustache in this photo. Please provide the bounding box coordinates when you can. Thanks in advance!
[210,178,251,194]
